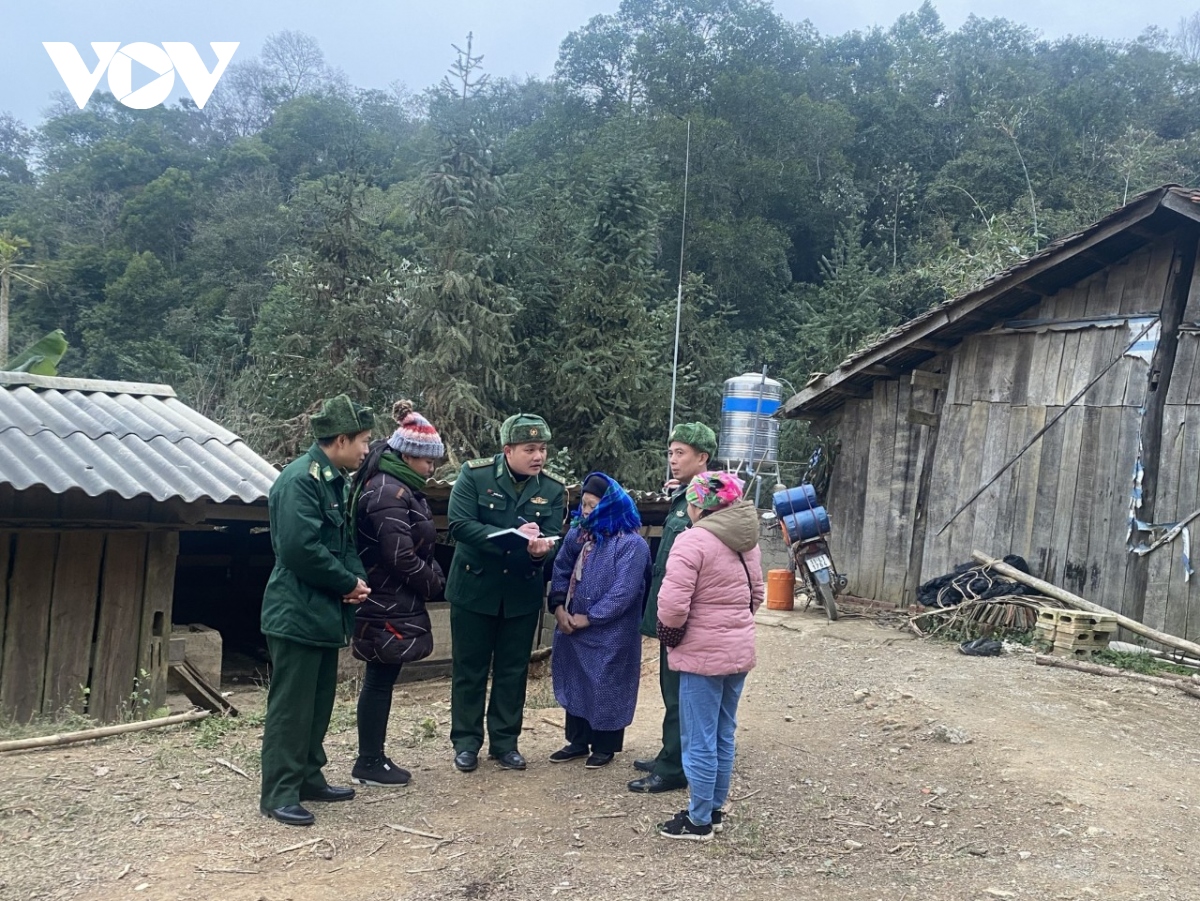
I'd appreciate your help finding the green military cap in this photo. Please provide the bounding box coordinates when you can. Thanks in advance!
[311,394,374,439]
[500,412,552,445]
[669,421,718,460]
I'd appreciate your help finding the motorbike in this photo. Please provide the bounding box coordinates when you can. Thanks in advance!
[770,470,848,621]
[787,530,848,622]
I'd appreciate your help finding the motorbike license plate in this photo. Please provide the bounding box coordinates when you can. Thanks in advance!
[805,554,831,573]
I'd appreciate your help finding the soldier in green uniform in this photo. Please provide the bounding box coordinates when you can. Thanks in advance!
[259,395,374,826]
[446,413,567,772]
[628,421,718,794]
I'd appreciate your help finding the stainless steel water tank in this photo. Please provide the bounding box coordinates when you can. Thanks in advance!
[717,372,783,465]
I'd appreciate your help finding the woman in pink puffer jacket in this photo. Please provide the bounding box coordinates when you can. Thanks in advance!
[655,472,764,841]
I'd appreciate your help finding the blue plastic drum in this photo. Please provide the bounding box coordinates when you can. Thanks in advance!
[781,506,831,542]
[773,484,819,519]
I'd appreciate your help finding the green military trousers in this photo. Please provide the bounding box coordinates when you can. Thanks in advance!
[449,605,540,756]
[260,635,340,810]
[653,642,686,783]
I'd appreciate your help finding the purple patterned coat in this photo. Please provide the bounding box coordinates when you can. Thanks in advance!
[549,527,650,730]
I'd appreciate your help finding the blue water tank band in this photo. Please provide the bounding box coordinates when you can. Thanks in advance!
[722,397,782,413]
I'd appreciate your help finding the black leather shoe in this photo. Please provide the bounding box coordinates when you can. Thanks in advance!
[633,758,656,773]
[300,784,355,803]
[454,750,479,772]
[489,750,527,770]
[261,804,315,826]
[628,773,687,794]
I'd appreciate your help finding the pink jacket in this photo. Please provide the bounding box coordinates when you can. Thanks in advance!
[657,501,765,676]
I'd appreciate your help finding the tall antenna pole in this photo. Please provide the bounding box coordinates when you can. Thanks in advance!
[666,119,691,477]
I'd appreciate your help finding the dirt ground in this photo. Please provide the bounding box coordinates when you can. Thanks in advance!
[2,611,1199,901]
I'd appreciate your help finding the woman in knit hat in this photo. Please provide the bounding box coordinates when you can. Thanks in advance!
[347,400,447,787]
[654,471,764,841]
[546,472,651,768]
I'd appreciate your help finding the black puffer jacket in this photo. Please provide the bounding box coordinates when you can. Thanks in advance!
[351,458,444,665]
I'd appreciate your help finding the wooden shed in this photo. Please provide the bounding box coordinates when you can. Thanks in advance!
[781,185,1200,641]
[0,372,277,723]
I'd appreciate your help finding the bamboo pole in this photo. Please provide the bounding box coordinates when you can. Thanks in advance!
[1034,654,1200,700]
[971,550,1200,659]
[0,710,210,753]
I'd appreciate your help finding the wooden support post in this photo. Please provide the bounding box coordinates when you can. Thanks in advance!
[139,532,178,714]
[1126,227,1200,623]
[904,367,949,604]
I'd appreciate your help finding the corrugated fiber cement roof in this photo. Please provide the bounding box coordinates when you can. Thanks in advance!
[0,372,278,504]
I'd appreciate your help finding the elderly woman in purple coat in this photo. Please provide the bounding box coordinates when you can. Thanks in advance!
[547,472,651,768]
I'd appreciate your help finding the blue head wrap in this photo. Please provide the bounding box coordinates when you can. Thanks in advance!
[574,471,641,543]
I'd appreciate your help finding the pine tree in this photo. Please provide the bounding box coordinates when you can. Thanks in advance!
[403,36,520,462]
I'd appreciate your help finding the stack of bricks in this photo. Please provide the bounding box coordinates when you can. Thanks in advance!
[1035,608,1118,657]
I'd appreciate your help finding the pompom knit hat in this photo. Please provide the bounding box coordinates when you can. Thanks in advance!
[386,399,445,459]
[685,471,745,511]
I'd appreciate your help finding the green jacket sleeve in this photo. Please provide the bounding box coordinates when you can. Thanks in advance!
[447,466,506,557]
[271,474,360,596]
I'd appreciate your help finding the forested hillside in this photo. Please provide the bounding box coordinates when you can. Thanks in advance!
[4,0,1200,486]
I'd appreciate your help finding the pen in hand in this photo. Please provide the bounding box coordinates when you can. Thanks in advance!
[517,516,542,537]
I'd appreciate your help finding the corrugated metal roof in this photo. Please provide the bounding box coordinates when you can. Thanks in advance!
[0,373,278,504]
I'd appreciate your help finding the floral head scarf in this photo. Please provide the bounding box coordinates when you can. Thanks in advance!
[685,471,745,511]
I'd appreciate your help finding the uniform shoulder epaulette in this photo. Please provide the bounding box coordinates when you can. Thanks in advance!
[308,460,322,480]
[466,457,493,470]
[541,470,568,487]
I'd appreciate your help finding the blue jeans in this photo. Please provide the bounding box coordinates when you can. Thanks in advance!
[679,671,747,826]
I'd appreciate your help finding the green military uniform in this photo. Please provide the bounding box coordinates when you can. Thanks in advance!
[637,486,692,783]
[446,416,567,757]
[635,421,718,788]
[259,397,372,813]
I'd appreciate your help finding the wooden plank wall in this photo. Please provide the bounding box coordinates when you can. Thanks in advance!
[0,533,59,721]
[42,533,105,714]
[0,528,179,723]
[1144,330,1200,640]
[917,237,1176,620]
[817,232,1200,632]
[819,367,941,602]
[0,532,9,698]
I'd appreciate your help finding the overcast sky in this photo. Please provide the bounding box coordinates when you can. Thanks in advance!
[3,0,1197,126]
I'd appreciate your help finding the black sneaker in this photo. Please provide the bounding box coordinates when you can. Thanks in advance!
[352,756,411,787]
[712,809,725,833]
[549,744,590,763]
[584,752,614,769]
[657,810,712,842]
